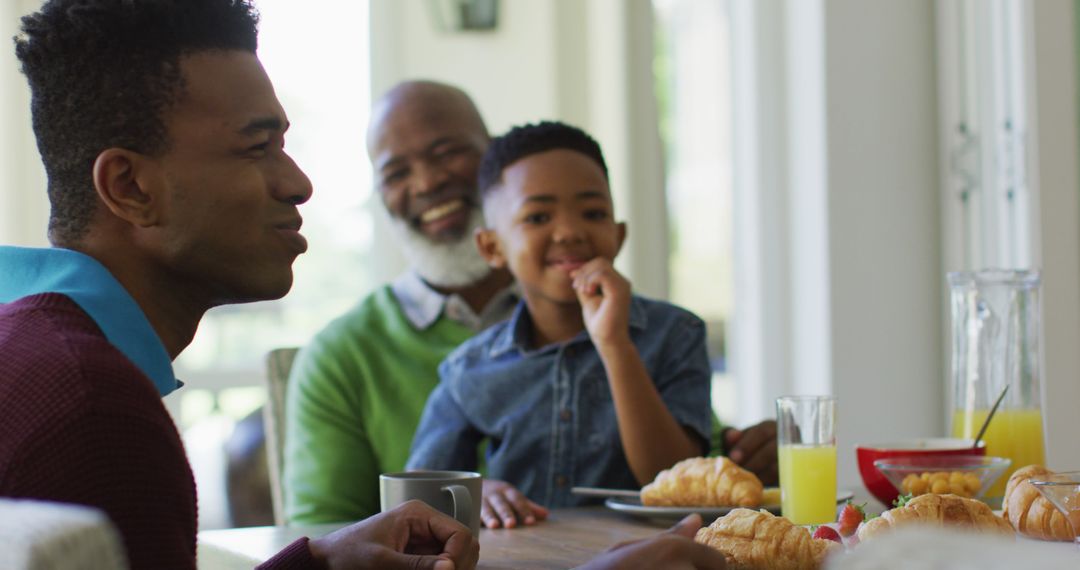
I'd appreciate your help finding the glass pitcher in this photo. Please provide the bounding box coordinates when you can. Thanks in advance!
[948,270,1046,502]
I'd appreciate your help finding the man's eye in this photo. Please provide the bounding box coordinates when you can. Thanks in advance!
[248,142,270,153]
[433,145,466,160]
[584,209,609,220]
[382,170,408,185]
[524,213,549,224]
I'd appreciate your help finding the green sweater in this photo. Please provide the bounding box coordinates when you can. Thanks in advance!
[283,286,474,523]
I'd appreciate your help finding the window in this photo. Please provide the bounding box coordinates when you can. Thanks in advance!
[653,0,738,424]
[938,0,1033,271]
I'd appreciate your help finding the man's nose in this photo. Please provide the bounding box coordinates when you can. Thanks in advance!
[411,160,449,195]
[277,153,313,205]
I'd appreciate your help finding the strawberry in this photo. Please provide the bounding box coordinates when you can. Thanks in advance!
[837,501,866,537]
[812,524,842,543]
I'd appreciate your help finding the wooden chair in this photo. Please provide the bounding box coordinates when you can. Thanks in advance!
[262,347,299,526]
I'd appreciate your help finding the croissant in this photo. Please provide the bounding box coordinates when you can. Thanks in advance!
[695,508,840,570]
[641,456,763,507]
[857,493,1014,541]
[1002,465,1079,541]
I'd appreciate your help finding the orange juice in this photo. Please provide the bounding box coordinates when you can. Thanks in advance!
[778,444,837,524]
[952,408,1045,498]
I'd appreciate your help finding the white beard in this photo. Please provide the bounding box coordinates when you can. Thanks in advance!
[390,208,493,288]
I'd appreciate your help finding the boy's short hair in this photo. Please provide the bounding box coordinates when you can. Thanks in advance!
[477,121,609,198]
[15,0,260,244]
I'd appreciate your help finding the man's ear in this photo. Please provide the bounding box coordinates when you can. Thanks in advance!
[91,148,160,228]
[474,226,507,269]
[615,221,628,254]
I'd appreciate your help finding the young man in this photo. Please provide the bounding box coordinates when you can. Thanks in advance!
[284,81,545,528]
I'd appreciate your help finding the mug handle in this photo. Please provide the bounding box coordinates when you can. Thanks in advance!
[441,484,472,529]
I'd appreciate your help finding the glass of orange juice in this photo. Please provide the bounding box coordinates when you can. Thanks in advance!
[776,395,837,525]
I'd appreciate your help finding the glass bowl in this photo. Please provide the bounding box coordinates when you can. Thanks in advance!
[856,438,986,506]
[873,455,1011,504]
[1029,470,1080,545]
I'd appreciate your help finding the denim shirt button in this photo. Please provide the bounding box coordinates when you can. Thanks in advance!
[555,475,568,487]
[559,409,572,421]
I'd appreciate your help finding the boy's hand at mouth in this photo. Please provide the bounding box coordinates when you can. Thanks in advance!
[571,258,631,349]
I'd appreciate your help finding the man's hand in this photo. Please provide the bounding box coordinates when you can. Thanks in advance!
[481,479,550,529]
[723,420,778,486]
[576,513,727,570]
[307,500,479,570]
[571,258,632,348]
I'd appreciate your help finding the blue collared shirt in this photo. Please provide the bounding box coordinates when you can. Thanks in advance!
[407,295,713,507]
[0,246,180,396]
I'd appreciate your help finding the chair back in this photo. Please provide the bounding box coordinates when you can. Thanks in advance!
[0,498,129,569]
[263,347,299,526]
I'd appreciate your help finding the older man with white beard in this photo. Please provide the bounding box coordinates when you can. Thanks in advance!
[283,81,537,526]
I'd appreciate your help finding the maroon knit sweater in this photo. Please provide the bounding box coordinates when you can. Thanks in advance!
[0,294,317,569]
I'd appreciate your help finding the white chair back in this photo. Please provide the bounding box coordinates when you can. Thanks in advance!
[0,498,128,570]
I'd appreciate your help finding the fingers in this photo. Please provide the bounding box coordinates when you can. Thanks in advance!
[727,421,779,485]
[570,258,625,299]
[481,479,548,530]
[384,552,457,570]
[482,489,546,529]
[416,521,478,570]
[667,513,703,539]
[682,541,730,570]
[723,427,742,457]
[655,535,728,570]
[399,501,478,567]
[480,495,503,529]
[571,265,606,298]
[483,492,520,528]
[741,438,779,485]
[727,421,775,464]
[528,499,550,521]
[502,486,538,525]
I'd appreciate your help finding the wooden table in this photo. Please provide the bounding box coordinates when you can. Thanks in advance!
[197,507,666,570]
[199,505,1080,569]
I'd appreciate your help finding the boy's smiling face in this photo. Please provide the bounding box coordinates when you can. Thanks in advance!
[477,148,626,306]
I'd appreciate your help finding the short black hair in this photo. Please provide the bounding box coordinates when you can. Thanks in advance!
[477,121,608,198]
[14,0,260,244]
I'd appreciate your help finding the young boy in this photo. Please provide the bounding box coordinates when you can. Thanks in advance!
[407,121,712,525]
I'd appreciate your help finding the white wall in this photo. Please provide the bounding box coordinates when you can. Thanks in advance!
[1030,0,1080,471]
[731,2,950,454]
[820,0,944,489]
[0,0,48,246]
[734,0,945,490]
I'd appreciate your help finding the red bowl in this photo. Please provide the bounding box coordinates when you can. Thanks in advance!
[855,438,986,506]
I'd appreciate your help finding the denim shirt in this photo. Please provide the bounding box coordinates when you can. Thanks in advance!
[407,295,712,508]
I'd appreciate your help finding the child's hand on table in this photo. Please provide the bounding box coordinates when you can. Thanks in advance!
[481,479,550,529]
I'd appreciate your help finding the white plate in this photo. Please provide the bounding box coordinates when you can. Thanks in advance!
[604,489,855,521]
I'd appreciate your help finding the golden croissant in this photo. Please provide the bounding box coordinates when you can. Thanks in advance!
[1002,465,1079,541]
[857,493,1014,541]
[695,508,840,570]
[641,456,763,507]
